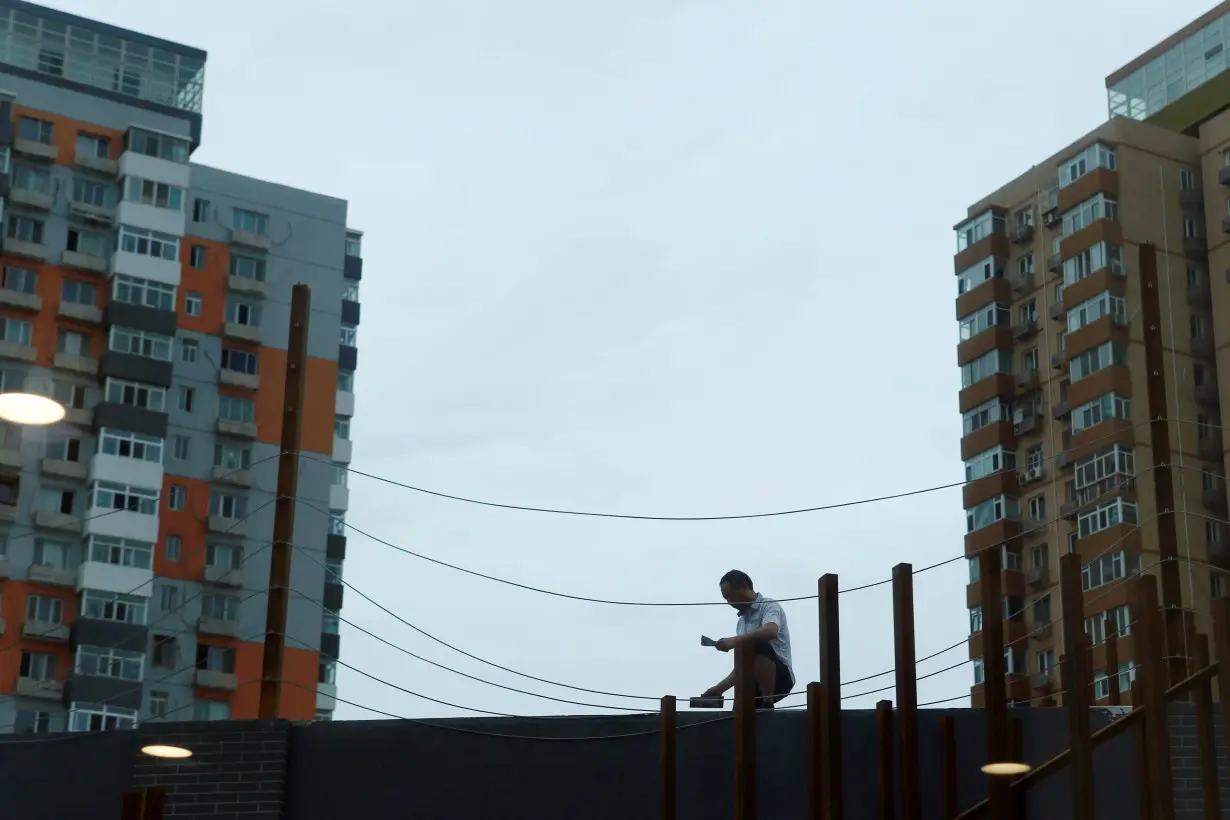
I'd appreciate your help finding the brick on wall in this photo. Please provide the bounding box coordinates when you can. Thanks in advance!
[131,719,291,820]
[1168,703,1230,819]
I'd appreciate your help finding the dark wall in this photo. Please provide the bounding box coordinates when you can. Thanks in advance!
[284,708,1142,820]
[0,729,135,820]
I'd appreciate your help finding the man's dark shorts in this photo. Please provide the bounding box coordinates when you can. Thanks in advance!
[753,640,794,705]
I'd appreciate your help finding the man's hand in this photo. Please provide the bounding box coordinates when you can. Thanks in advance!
[714,637,738,653]
[701,685,726,699]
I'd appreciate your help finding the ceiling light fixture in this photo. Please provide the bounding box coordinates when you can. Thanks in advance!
[141,744,193,759]
[981,761,1031,776]
[0,392,65,426]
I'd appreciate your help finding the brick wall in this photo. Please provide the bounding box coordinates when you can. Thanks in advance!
[130,719,292,819]
[1169,703,1230,819]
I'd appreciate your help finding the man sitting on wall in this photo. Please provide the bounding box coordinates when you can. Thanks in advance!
[699,570,795,710]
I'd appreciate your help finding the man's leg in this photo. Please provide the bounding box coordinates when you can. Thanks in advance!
[752,644,780,709]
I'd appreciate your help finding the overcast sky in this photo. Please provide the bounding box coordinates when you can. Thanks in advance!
[51,0,1213,720]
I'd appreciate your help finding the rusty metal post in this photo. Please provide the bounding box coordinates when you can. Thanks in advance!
[1214,598,1230,764]
[1192,637,1220,820]
[875,700,894,820]
[807,682,823,820]
[1105,628,1121,706]
[1006,717,1025,820]
[1058,552,1094,819]
[892,563,921,820]
[938,714,958,820]
[818,574,842,820]
[978,545,1009,819]
[660,695,676,820]
[1130,574,1174,820]
[121,788,165,820]
[733,640,756,820]
[258,284,310,719]
[1132,679,1152,820]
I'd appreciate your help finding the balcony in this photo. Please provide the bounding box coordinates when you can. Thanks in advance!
[33,510,82,534]
[1203,484,1227,513]
[4,238,47,261]
[1013,319,1037,341]
[1050,301,1064,320]
[1060,498,1080,519]
[1220,165,1230,185]
[13,138,58,161]
[0,287,40,313]
[222,322,261,343]
[194,668,238,691]
[219,369,259,390]
[1026,564,1049,587]
[15,677,62,700]
[1187,235,1210,256]
[76,560,154,597]
[1009,224,1034,245]
[1197,383,1220,407]
[66,407,92,427]
[61,249,109,273]
[1033,623,1054,642]
[336,390,355,417]
[22,619,69,642]
[210,465,252,488]
[1193,336,1215,360]
[203,565,243,587]
[1014,412,1042,436]
[52,352,98,376]
[28,564,76,588]
[229,228,272,252]
[216,419,257,439]
[1010,272,1035,295]
[40,458,87,482]
[1188,282,1212,305]
[1210,536,1230,566]
[1051,400,1069,420]
[329,484,349,510]
[208,515,247,537]
[198,618,241,638]
[1051,351,1067,371]
[74,151,118,176]
[333,436,353,464]
[226,275,268,298]
[8,187,52,211]
[1020,515,1045,534]
[57,300,103,324]
[1199,433,1224,460]
[1180,187,1204,207]
[1029,671,1055,691]
[1047,254,1062,274]
[1014,369,1040,393]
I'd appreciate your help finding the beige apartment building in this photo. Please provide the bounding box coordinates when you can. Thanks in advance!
[956,2,1230,707]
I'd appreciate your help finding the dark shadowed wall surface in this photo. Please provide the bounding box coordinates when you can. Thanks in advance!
[283,707,1142,820]
[0,728,135,820]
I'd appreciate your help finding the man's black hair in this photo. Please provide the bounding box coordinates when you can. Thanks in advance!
[720,570,754,590]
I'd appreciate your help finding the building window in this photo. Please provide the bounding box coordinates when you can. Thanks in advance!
[214,443,251,471]
[335,416,351,440]
[1066,291,1126,334]
[172,435,190,460]
[76,133,110,159]
[225,299,262,327]
[1185,217,1200,238]
[181,338,199,364]
[1180,168,1197,190]
[150,691,170,718]
[1082,550,1141,591]
[963,447,1016,482]
[127,129,190,163]
[1061,194,1118,236]
[2,265,36,295]
[106,378,166,412]
[6,214,44,244]
[1085,605,1132,645]
[99,428,162,463]
[152,635,177,668]
[61,279,96,305]
[1070,341,1126,383]
[229,254,266,281]
[17,116,53,144]
[1058,143,1116,189]
[168,484,186,511]
[26,594,64,623]
[68,704,138,733]
[338,371,355,392]
[233,208,269,235]
[218,396,255,423]
[323,609,341,634]
[185,292,202,316]
[960,349,1010,388]
[71,177,107,208]
[196,644,236,674]
[319,659,337,685]
[36,488,74,516]
[45,431,82,463]
[80,590,147,625]
[965,495,1020,533]
[332,463,348,487]
[342,283,360,302]
[158,585,178,612]
[123,177,184,211]
[202,593,239,622]
[210,492,248,520]
[177,386,195,412]
[193,699,231,722]
[16,710,51,734]
[192,198,210,222]
[345,230,362,257]
[164,535,181,562]
[76,645,144,682]
[189,245,206,268]
[19,650,56,681]
[57,329,88,356]
[206,543,240,570]
[113,274,175,311]
[220,348,258,375]
[1191,314,1207,339]
[109,326,173,361]
[92,481,159,516]
[118,225,179,262]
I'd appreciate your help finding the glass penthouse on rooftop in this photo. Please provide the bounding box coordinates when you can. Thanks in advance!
[0,1,204,113]
[1108,7,1230,121]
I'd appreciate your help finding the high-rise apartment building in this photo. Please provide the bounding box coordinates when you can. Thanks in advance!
[0,1,360,732]
[956,2,1230,707]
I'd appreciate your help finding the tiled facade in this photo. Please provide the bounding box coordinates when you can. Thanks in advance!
[0,1,358,733]
[956,2,1230,708]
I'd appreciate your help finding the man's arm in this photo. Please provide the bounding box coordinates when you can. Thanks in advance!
[716,621,779,651]
[703,669,736,698]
